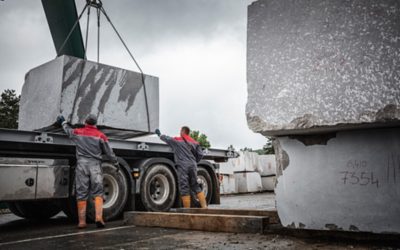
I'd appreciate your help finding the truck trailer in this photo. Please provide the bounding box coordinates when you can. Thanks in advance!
[0,0,237,222]
[0,128,236,221]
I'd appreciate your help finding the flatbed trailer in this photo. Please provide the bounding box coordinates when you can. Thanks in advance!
[0,128,237,221]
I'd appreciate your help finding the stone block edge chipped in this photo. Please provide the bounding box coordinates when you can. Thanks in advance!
[247,107,400,136]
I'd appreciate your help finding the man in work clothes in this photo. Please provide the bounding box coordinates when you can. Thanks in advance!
[155,126,207,208]
[57,114,118,229]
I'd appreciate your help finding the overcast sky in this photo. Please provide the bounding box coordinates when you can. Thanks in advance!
[0,0,266,149]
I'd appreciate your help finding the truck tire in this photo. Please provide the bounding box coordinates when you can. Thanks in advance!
[6,202,25,218]
[87,163,129,221]
[9,201,61,219]
[61,165,78,222]
[140,164,177,211]
[197,166,212,204]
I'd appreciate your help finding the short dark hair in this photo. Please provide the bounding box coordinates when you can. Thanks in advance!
[181,126,190,135]
[85,114,97,125]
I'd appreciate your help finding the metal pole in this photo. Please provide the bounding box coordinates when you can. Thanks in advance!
[97,8,101,63]
[100,6,151,132]
[84,6,91,59]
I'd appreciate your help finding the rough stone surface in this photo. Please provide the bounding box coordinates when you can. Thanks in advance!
[19,55,159,138]
[246,0,400,135]
[275,127,400,234]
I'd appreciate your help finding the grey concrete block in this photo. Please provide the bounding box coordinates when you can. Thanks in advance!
[246,0,400,135]
[274,128,400,234]
[19,55,159,138]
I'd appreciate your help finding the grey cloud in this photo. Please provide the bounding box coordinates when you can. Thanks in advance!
[74,0,252,57]
[0,0,266,149]
[81,0,249,39]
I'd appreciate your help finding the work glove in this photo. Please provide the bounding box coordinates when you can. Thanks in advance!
[155,129,161,137]
[56,115,65,126]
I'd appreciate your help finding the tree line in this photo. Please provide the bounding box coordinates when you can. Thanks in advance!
[0,89,20,129]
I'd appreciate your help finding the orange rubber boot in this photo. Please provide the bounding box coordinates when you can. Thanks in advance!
[181,195,191,208]
[94,196,105,228]
[77,200,87,229]
[196,192,208,209]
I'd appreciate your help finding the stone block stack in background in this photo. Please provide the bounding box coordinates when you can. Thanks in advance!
[258,155,277,191]
[219,151,276,194]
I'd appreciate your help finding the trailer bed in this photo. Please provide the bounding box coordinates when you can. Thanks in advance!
[0,128,234,162]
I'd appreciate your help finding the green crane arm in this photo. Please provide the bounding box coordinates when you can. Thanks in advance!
[41,0,85,59]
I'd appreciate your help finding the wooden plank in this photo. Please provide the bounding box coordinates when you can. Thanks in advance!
[170,208,280,224]
[124,211,269,234]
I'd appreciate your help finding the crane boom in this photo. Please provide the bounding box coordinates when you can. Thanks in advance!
[41,0,85,59]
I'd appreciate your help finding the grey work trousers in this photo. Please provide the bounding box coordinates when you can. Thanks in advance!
[177,164,201,196]
[75,157,103,200]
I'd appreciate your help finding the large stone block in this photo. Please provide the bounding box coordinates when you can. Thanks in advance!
[246,0,400,135]
[261,176,276,192]
[219,174,237,194]
[257,154,276,176]
[234,171,262,193]
[274,128,400,234]
[219,151,261,173]
[19,56,159,138]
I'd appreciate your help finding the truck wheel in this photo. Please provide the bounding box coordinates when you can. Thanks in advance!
[197,166,212,204]
[61,165,78,222]
[6,202,25,218]
[87,163,129,221]
[10,201,61,219]
[140,164,177,211]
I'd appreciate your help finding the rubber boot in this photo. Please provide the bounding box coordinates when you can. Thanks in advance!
[94,196,105,228]
[77,200,87,229]
[181,195,191,208]
[197,192,208,209]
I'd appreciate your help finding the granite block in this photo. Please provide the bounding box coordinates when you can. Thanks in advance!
[19,55,159,138]
[246,0,400,135]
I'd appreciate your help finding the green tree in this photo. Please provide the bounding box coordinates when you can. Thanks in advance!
[190,130,211,149]
[262,138,275,154]
[0,89,20,129]
[253,137,275,155]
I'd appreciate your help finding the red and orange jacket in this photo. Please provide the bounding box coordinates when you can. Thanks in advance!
[62,122,117,162]
[160,134,204,167]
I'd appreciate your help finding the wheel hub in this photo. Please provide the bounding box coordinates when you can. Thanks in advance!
[103,173,119,209]
[148,174,170,205]
[197,175,208,197]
